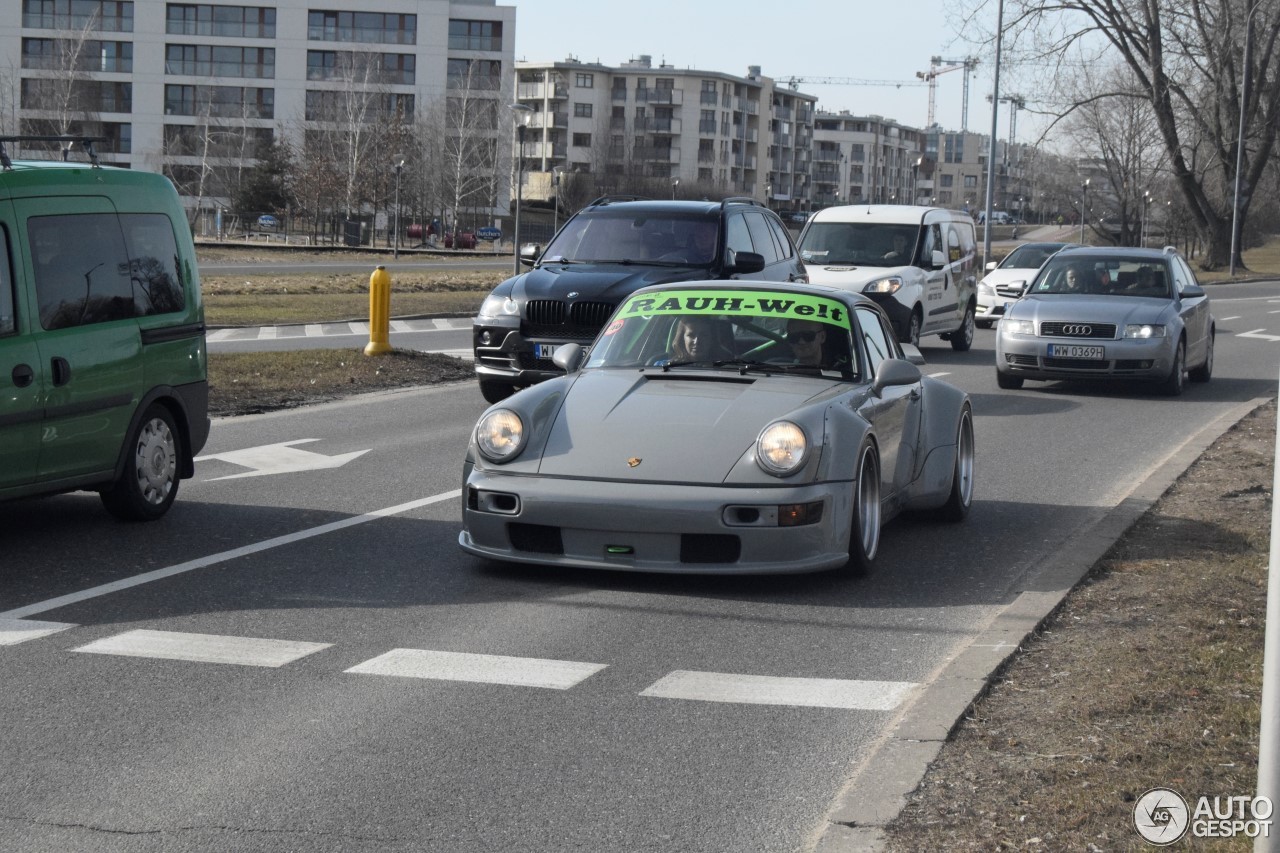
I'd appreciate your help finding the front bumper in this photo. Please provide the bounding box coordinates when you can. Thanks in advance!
[996,332,1176,381]
[459,467,855,574]
[472,323,580,387]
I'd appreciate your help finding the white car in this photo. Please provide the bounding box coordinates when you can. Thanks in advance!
[976,242,1075,328]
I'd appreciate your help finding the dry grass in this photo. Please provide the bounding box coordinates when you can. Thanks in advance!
[883,402,1274,852]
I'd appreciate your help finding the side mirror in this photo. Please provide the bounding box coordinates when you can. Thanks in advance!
[1180,283,1205,299]
[931,249,947,270]
[985,260,998,271]
[728,251,766,274]
[519,243,541,267]
[552,342,584,372]
[872,358,922,395]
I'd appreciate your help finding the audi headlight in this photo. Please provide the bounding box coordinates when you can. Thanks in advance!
[1124,324,1167,339]
[478,294,520,321]
[756,421,808,477]
[475,409,525,462]
[863,276,903,295]
[1001,319,1035,336]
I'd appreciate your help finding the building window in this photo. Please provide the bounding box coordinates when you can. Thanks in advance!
[308,10,416,45]
[446,58,500,90]
[166,4,274,39]
[963,175,977,188]
[164,123,271,157]
[575,72,594,88]
[164,84,273,119]
[22,78,132,112]
[23,37,133,72]
[572,132,591,147]
[24,0,133,32]
[940,174,953,188]
[305,90,413,122]
[447,18,501,51]
[307,50,415,85]
[166,45,274,79]
[574,102,592,118]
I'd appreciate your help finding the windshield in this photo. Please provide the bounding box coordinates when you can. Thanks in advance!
[1032,257,1173,298]
[539,211,720,265]
[584,288,860,380]
[1000,243,1068,270]
[799,222,920,267]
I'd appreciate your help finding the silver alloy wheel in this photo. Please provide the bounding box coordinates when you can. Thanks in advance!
[855,444,881,561]
[954,409,975,508]
[134,416,177,506]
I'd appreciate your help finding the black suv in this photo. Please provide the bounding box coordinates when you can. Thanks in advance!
[472,196,808,402]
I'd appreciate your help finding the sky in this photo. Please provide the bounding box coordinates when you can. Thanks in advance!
[508,0,1000,135]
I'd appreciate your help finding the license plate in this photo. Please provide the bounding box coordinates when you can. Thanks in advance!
[535,343,559,359]
[1047,344,1104,359]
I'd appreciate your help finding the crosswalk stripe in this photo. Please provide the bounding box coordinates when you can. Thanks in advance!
[73,629,331,668]
[639,670,916,710]
[0,618,76,646]
[390,320,412,332]
[346,648,607,690]
[347,321,369,335]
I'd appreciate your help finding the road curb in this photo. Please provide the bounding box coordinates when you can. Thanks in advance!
[814,394,1272,852]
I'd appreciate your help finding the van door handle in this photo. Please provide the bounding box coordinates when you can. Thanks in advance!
[50,356,71,387]
[11,363,34,388]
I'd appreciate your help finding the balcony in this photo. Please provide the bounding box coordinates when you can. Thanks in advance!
[526,141,567,158]
[611,87,627,101]
[815,149,841,162]
[529,112,568,129]
[635,87,683,105]
[774,105,792,120]
[638,117,682,134]
[700,91,718,105]
[698,119,716,134]
[516,82,567,100]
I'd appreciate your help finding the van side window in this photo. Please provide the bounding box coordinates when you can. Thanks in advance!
[922,224,942,261]
[30,214,134,330]
[0,226,14,336]
[122,214,186,315]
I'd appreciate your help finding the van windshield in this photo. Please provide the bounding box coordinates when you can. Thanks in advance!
[799,222,919,267]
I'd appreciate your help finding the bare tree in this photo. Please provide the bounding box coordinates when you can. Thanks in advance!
[967,0,1280,269]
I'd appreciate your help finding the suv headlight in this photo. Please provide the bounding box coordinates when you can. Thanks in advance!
[978,281,994,295]
[863,276,903,295]
[1001,319,1035,336]
[475,409,525,462]
[1124,324,1167,339]
[756,421,808,476]
[478,294,520,321]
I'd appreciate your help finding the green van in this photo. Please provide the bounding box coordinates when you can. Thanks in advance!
[0,136,209,520]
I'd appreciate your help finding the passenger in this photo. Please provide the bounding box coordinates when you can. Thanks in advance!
[670,315,731,362]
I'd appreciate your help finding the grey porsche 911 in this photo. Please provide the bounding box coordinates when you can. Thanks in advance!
[459,281,975,575]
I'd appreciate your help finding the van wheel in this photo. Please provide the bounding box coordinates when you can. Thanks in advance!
[100,405,181,522]
[950,304,976,352]
[900,310,922,348]
[845,441,881,576]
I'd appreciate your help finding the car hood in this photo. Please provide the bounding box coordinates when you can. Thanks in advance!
[515,262,712,302]
[1009,294,1172,325]
[803,263,913,290]
[980,268,1038,288]
[537,370,840,482]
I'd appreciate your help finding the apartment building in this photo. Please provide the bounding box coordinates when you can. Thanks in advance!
[514,56,816,215]
[811,111,927,208]
[2,0,515,214]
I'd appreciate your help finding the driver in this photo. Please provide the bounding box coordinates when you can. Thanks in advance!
[785,319,827,366]
[882,232,912,263]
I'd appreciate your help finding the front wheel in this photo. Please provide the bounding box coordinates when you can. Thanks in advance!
[100,404,181,522]
[1158,339,1185,396]
[900,310,922,348]
[846,441,882,576]
[1189,330,1214,383]
[949,304,976,352]
[937,405,975,521]
[479,380,515,404]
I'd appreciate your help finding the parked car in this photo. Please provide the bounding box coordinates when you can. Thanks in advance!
[460,280,974,575]
[471,196,808,403]
[995,246,1214,395]
[977,211,1012,225]
[0,135,210,519]
[796,205,978,349]
[976,241,1076,328]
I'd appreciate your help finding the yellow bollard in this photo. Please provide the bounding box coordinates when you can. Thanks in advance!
[364,265,392,356]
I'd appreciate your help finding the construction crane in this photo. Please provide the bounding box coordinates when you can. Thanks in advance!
[782,76,925,91]
[916,56,979,131]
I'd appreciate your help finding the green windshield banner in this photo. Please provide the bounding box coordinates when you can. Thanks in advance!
[619,290,849,327]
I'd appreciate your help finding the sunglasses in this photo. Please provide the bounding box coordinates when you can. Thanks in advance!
[786,330,819,344]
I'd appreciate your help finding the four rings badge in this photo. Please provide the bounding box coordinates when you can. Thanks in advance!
[1062,324,1093,336]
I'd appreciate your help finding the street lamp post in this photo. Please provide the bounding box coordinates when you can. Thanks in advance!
[509,103,534,275]
[551,167,561,236]
[1230,1,1261,277]
[391,154,405,260]
[1079,178,1090,244]
[671,177,680,200]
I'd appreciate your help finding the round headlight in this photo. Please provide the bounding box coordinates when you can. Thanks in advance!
[756,421,808,476]
[478,294,520,320]
[475,409,525,462]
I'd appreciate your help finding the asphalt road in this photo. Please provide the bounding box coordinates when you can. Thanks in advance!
[3,279,1279,852]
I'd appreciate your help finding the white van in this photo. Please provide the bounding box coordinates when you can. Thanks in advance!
[797,205,978,349]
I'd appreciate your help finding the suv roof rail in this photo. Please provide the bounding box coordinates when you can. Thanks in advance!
[586,194,652,206]
[0,135,105,170]
[720,196,766,210]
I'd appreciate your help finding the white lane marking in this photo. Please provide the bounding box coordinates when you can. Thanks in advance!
[0,618,76,646]
[432,318,454,330]
[346,648,607,690]
[640,670,917,710]
[347,321,369,335]
[73,629,330,668]
[206,329,233,343]
[1239,329,1280,342]
[0,490,461,621]
[927,371,951,378]
[390,320,412,332]
[256,326,277,340]
[196,439,369,480]
[1219,316,1240,322]
[304,323,323,337]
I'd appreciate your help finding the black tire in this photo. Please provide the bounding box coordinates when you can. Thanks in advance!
[479,380,515,404]
[1189,330,1214,383]
[996,369,1024,390]
[846,441,882,576]
[976,319,992,330]
[1158,339,1185,396]
[949,303,976,352]
[938,405,975,522]
[900,309,922,348]
[100,404,181,522]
